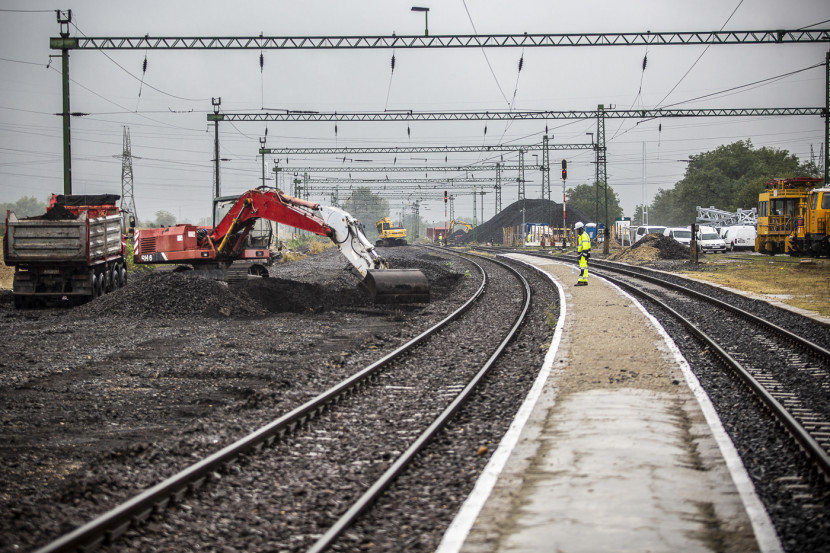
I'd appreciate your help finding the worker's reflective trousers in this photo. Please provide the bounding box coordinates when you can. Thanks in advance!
[578,253,589,283]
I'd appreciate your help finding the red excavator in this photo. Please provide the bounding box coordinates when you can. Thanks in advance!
[133,189,429,303]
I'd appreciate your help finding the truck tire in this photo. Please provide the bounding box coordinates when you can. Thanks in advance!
[120,266,128,287]
[91,272,102,300]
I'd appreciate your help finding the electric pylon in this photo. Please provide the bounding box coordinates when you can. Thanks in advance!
[120,127,138,224]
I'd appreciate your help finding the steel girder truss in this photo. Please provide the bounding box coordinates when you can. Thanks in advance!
[51,29,830,50]
[276,165,538,173]
[260,144,593,154]
[216,107,824,122]
[696,206,758,226]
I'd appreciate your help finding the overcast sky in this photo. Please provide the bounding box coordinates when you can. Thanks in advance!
[1,0,828,226]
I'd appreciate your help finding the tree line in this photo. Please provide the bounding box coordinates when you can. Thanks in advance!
[636,140,821,227]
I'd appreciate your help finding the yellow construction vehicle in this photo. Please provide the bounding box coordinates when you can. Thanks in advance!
[450,219,474,233]
[375,216,408,247]
[756,177,828,256]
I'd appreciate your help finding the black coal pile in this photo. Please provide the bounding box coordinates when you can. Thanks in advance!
[75,271,271,319]
[608,234,691,263]
[459,198,591,244]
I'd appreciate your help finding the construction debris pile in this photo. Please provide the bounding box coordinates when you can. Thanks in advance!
[460,199,591,244]
[608,234,691,263]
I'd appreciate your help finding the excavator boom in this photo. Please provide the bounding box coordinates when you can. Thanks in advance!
[134,189,429,303]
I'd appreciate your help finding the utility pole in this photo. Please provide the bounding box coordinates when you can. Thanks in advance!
[212,97,221,227]
[56,10,72,195]
[495,162,502,214]
[825,49,829,185]
[561,159,567,248]
[260,136,267,188]
[542,134,551,228]
[597,104,609,255]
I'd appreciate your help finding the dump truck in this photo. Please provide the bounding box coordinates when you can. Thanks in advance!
[3,194,127,308]
[375,216,408,247]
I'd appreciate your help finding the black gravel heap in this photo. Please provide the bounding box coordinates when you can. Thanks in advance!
[460,198,590,244]
[629,234,691,260]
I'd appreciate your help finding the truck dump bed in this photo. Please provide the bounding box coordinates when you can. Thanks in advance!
[4,211,123,265]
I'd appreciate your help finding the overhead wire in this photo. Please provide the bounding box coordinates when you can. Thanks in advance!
[69,19,209,103]
[654,0,745,108]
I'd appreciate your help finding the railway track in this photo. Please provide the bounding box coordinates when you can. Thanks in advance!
[471,246,830,552]
[35,250,557,553]
[492,249,830,477]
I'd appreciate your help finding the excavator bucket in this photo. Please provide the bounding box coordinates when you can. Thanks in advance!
[364,269,430,304]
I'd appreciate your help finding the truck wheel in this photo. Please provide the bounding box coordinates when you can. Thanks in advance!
[109,266,119,291]
[120,266,128,287]
[91,273,102,299]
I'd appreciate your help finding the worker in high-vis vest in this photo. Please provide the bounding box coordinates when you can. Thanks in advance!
[574,221,591,286]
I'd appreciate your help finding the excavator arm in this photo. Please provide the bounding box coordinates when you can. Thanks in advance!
[212,190,386,276]
[134,189,429,303]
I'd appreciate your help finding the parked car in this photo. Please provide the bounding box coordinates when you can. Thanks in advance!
[663,227,692,246]
[634,225,667,243]
[720,225,757,251]
[696,228,727,253]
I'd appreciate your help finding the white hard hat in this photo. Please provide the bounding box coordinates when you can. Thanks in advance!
[574,221,584,230]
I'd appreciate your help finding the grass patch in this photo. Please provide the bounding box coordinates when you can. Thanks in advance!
[676,254,830,318]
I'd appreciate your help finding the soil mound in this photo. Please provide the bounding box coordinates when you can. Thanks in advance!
[460,198,590,244]
[608,234,691,263]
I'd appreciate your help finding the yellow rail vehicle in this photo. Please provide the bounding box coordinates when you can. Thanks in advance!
[756,177,828,256]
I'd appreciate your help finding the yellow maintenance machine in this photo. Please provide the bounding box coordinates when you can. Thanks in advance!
[375,216,408,247]
[756,177,829,256]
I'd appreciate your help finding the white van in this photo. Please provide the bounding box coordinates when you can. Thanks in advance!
[696,226,727,253]
[663,227,692,246]
[720,225,757,252]
[634,225,667,243]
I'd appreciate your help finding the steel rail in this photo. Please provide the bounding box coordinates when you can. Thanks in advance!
[308,250,532,553]
[34,255,488,553]
[594,270,830,481]
[570,255,830,359]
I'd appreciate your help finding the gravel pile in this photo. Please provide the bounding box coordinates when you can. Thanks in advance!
[608,234,691,263]
[460,198,590,244]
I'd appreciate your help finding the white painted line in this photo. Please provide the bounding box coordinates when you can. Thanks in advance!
[602,276,785,553]
[435,254,567,553]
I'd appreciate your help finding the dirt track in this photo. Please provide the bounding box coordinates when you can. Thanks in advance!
[0,246,471,551]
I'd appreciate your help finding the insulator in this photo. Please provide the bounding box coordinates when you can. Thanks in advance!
[659,123,662,132]
[260,52,264,71]
[518,56,524,72]
[391,54,396,72]
[142,55,148,74]
[264,126,268,136]
[642,54,647,71]
[407,125,411,138]
[335,124,338,136]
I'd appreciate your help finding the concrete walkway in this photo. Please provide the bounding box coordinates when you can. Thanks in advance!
[437,254,781,553]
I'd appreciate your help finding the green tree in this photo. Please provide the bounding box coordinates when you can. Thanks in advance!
[566,182,623,224]
[0,196,48,219]
[147,210,177,228]
[342,187,389,240]
[650,140,803,226]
